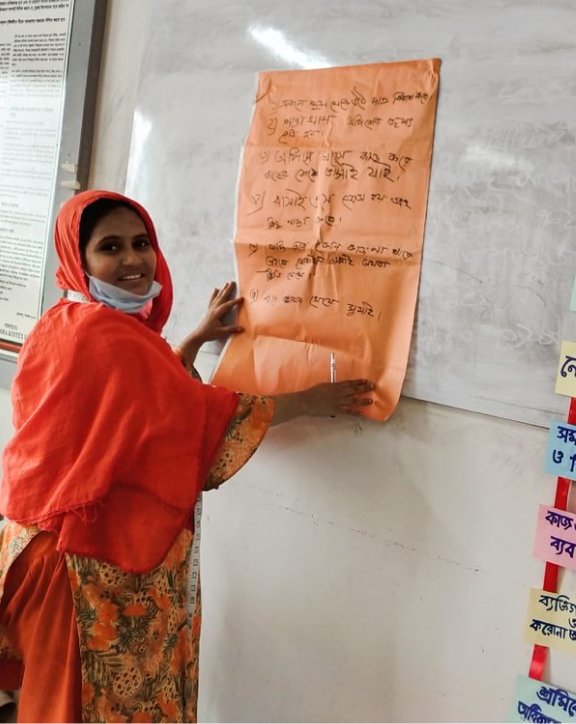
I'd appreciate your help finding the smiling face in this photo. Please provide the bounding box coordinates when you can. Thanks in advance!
[82,206,157,295]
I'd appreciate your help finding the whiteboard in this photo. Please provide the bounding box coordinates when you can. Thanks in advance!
[125,0,576,427]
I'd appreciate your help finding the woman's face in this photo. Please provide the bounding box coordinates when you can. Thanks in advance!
[83,206,157,295]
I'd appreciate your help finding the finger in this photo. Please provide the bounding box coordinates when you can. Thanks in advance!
[341,385,375,399]
[218,281,236,298]
[352,398,374,406]
[344,397,374,412]
[214,298,243,319]
[213,284,238,306]
[350,380,375,394]
[336,378,374,389]
[209,288,220,303]
[220,296,243,309]
[211,282,236,299]
[215,325,244,336]
[338,392,374,409]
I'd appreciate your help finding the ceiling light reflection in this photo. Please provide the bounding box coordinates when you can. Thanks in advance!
[249,25,330,69]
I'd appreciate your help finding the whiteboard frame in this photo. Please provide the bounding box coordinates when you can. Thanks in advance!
[0,0,108,389]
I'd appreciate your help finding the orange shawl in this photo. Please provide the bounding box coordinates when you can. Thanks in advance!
[0,190,239,572]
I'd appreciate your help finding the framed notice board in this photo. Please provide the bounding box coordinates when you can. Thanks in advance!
[0,0,107,388]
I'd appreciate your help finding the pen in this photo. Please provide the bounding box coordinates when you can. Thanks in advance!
[330,352,336,383]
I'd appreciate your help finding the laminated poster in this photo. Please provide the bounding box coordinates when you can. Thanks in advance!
[555,341,576,399]
[525,588,576,656]
[534,504,576,571]
[544,421,576,481]
[508,674,576,722]
[0,0,74,349]
[212,59,441,421]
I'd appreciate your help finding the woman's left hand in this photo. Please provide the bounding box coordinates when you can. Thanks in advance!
[271,379,376,425]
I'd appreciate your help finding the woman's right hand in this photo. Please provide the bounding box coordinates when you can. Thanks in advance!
[271,379,375,425]
[176,281,243,367]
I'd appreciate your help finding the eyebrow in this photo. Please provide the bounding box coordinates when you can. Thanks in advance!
[95,233,150,244]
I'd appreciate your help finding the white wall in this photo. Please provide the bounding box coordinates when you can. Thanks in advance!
[199,401,558,723]
[88,0,149,191]
[0,1,572,721]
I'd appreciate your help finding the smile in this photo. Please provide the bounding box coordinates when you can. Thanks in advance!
[118,274,144,280]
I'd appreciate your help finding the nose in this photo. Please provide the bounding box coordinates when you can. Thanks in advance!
[120,246,143,267]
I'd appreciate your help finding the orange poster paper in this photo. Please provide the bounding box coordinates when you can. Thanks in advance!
[213,59,441,421]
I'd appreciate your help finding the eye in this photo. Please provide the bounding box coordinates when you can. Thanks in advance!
[134,237,151,249]
[98,241,120,253]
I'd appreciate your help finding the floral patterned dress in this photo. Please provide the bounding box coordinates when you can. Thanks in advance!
[0,393,273,723]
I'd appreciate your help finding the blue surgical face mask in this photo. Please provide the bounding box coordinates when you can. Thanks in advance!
[87,275,162,313]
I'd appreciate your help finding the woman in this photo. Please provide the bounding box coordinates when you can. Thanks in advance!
[0,190,374,722]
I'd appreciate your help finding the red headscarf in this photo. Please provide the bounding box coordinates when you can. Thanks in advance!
[54,189,173,332]
[0,190,239,573]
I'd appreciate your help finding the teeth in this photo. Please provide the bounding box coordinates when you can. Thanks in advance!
[120,274,143,280]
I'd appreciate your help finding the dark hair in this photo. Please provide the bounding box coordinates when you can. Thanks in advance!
[78,199,137,253]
